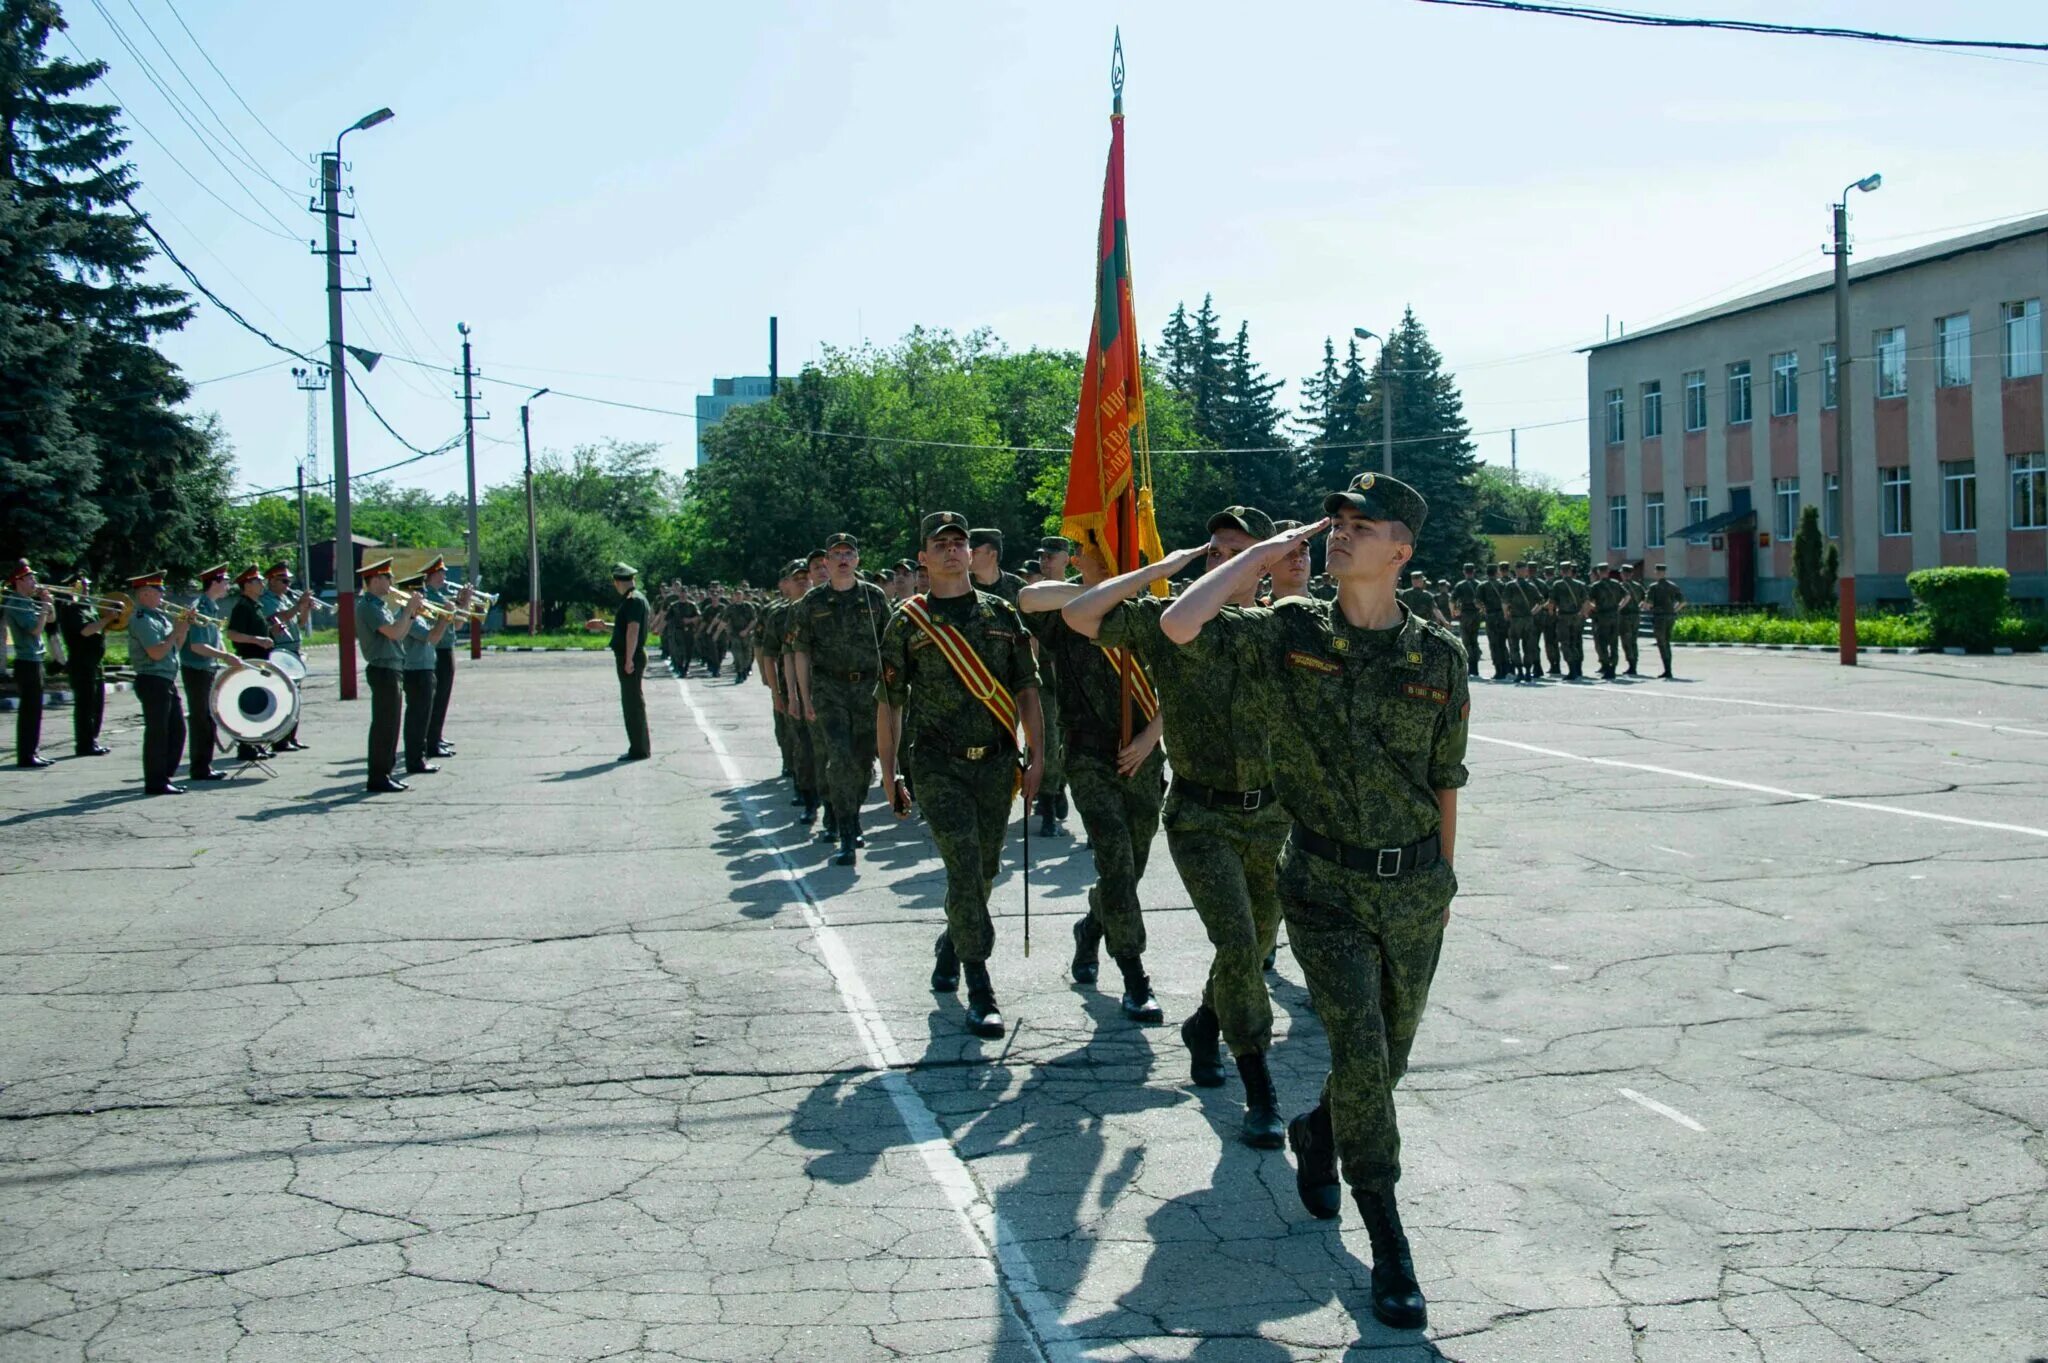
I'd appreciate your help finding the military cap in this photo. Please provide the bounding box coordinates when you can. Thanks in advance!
[234,564,263,585]
[921,510,970,543]
[1620,562,1637,574]
[1435,579,1451,589]
[264,561,292,579]
[824,532,858,550]
[6,559,32,583]
[1039,535,1074,554]
[1208,505,1275,539]
[128,569,166,589]
[395,571,426,589]
[1461,562,1476,572]
[1271,519,1303,533]
[356,556,393,581]
[611,562,638,579]
[196,563,230,585]
[1322,472,1428,537]
[879,567,896,582]
[804,548,828,563]
[896,559,917,573]
[1409,569,1429,581]
[1021,558,1041,575]
[422,554,447,574]
[968,527,1004,550]
[1495,561,1512,573]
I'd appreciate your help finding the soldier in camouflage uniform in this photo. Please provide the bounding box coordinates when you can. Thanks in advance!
[1549,561,1589,681]
[1645,562,1685,678]
[877,512,1044,1038]
[1449,564,1482,677]
[1477,563,1510,680]
[1161,472,1466,1332]
[1397,571,1442,626]
[720,591,758,684]
[769,563,821,814]
[968,528,1026,606]
[790,533,891,866]
[1586,562,1628,679]
[1511,562,1544,682]
[1266,520,1312,601]
[1618,562,1645,676]
[1064,505,1291,1147]
[1028,535,1074,838]
[1538,563,1563,675]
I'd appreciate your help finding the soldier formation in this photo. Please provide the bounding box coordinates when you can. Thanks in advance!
[1455,557,1688,683]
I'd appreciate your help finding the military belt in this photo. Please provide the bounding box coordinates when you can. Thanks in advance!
[1063,730,1125,762]
[1292,824,1442,879]
[929,741,1008,762]
[1172,776,1275,812]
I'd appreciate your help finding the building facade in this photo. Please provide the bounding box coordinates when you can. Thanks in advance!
[1586,215,2047,607]
[694,376,777,464]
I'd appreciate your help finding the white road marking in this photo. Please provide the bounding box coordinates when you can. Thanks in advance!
[675,677,1078,1363]
[1618,1087,1706,1132]
[1619,688,2048,739]
[1471,733,2048,839]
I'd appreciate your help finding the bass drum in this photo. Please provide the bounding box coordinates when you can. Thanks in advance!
[212,665,300,747]
[265,650,308,683]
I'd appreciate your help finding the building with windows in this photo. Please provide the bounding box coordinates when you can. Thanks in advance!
[694,375,778,464]
[1586,214,2046,607]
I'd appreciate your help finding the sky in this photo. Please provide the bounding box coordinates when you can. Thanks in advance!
[56,0,2048,506]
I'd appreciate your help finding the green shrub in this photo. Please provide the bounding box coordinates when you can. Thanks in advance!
[1907,567,2008,650]
[1993,613,2047,651]
[1670,612,1931,649]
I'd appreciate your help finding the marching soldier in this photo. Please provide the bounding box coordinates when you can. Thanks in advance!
[876,512,1044,1039]
[1477,563,1510,680]
[1549,562,1589,681]
[763,561,808,793]
[224,565,278,762]
[698,590,726,678]
[1586,562,1629,680]
[1064,504,1292,1148]
[179,565,239,781]
[5,560,54,767]
[423,557,473,757]
[1450,564,1482,677]
[1266,520,1312,601]
[669,591,700,676]
[968,528,1027,605]
[609,563,652,760]
[789,533,890,867]
[1161,473,1467,1332]
[55,573,115,757]
[355,558,421,792]
[1618,562,1645,677]
[394,571,451,774]
[125,571,192,794]
[259,564,313,751]
[1029,535,1075,837]
[1646,562,1687,678]
[720,590,758,684]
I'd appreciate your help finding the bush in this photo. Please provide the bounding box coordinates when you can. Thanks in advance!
[1907,567,2008,651]
[1993,613,2047,651]
[1669,612,1932,649]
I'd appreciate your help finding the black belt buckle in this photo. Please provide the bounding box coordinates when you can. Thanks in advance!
[1375,846,1401,878]
[1240,789,1264,811]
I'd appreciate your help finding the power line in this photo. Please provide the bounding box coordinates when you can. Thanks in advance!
[113,0,299,196]
[159,0,302,162]
[1412,1,2048,54]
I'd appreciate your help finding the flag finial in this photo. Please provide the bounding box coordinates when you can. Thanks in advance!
[1111,28,1124,109]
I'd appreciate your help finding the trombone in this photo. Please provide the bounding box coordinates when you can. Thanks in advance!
[7,586,134,629]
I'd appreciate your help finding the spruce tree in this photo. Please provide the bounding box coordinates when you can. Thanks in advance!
[1361,308,1482,575]
[1217,320,1290,514]
[1156,302,1194,395]
[0,177,92,559]
[1301,337,1372,497]
[1188,294,1226,444]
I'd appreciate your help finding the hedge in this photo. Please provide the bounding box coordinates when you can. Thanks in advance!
[1907,567,2009,651]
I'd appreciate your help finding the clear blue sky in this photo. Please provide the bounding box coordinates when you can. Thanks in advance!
[61,0,2048,504]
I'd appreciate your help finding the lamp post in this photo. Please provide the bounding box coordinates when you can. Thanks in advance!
[1832,172,1881,666]
[1352,325,1394,477]
[323,106,393,699]
[521,388,550,636]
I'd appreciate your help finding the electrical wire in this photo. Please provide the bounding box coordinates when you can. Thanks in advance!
[1412,1,2048,54]
[159,0,303,163]
[114,0,299,197]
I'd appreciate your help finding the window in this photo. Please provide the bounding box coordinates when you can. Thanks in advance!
[1937,313,1971,388]
[1875,326,1907,398]
[1824,473,1841,539]
[1684,370,1707,431]
[1770,351,1799,417]
[1605,388,1625,444]
[2005,300,2043,379]
[1942,460,1976,532]
[1773,477,1800,540]
[1822,342,1838,409]
[1880,466,1912,536]
[1726,361,1752,424]
[1642,381,1663,439]
[1686,485,1709,542]
[2010,452,2047,530]
[1608,495,1628,549]
[1644,493,1665,547]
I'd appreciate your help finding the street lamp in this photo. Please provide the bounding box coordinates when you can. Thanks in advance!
[324,106,394,699]
[521,388,550,636]
[1833,171,1881,666]
[1353,325,1394,477]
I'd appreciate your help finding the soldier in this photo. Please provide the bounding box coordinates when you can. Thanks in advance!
[5,561,54,767]
[125,571,194,793]
[1266,520,1312,601]
[1549,561,1589,681]
[1585,562,1629,680]
[1063,504,1291,1147]
[1397,570,1442,626]
[1449,564,1482,677]
[1161,473,1466,1332]
[759,562,803,787]
[179,565,238,782]
[1432,579,1454,636]
[1020,540,1168,1025]
[355,558,421,792]
[223,565,279,762]
[1030,535,1076,837]
[259,564,314,751]
[670,591,700,676]
[969,528,1027,605]
[877,511,1044,1038]
[789,533,890,866]
[720,590,758,684]
[1618,562,1645,676]
[1538,563,1563,676]
[1511,562,1544,683]
[394,571,451,775]
[1477,563,1511,681]
[423,557,474,756]
[1646,562,1687,679]
[54,573,115,757]
[608,564,652,759]
[1021,559,1043,585]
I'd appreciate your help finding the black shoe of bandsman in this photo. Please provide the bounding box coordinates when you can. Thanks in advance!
[1116,956,1163,1025]
[1181,1005,1227,1088]
[367,778,409,794]
[1287,1105,1344,1220]
[1357,1187,1428,1330]
[147,782,185,796]
[931,932,959,993]
[1070,916,1101,985]
[963,962,1004,1038]
[1236,1049,1287,1149]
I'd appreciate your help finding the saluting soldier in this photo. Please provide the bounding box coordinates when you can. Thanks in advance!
[125,571,191,793]
[355,558,421,792]
[1450,564,1482,677]
[609,563,652,760]
[1020,539,1168,1025]
[1162,473,1467,1332]
[1646,562,1687,679]
[1064,504,1292,1148]
[223,565,278,762]
[1477,563,1511,681]
[5,560,54,767]
[259,563,313,751]
[1266,520,1312,601]
[1586,562,1629,680]
[968,528,1027,606]
[423,557,473,757]
[1549,562,1589,681]
[789,533,891,866]
[1618,562,1645,677]
[55,573,115,757]
[393,571,451,774]
[876,512,1044,1039]
[179,565,240,781]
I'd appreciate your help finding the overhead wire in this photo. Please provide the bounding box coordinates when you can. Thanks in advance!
[112,0,299,197]
[159,0,301,162]
[1411,1,2048,55]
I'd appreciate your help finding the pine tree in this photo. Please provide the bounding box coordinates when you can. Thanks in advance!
[1216,320,1290,512]
[1361,308,1482,576]
[1156,302,1194,395]
[0,177,93,559]
[1187,294,1226,444]
[1301,338,1372,498]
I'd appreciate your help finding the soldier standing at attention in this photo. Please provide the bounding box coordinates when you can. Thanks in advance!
[4,561,54,767]
[1511,562,1545,683]
[969,528,1027,606]
[877,512,1044,1039]
[1449,565,1481,677]
[608,564,651,760]
[355,558,421,792]
[125,571,190,793]
[1397,571,1442,627]
[1618,562,1645,677]
[1432,580,1454,636]
[1585,562,1629,680]
[790,533,890,867]
[423,557,473,757]
[179,565,238,782]
[760,562,805,789]
[1266,520,1312,600]
[1029,535,1076,838]
[1646,562,1687,679]
[55,574,115,757]
[394,571,452,776]
[1549,562,1589,681]
[1020,540,1168,1026]
[259,564,313,751]
[1537,564,1563,676]
[1477,563,1510,681]
[1161,473,1466,1332]
[1063,505,1292,1148]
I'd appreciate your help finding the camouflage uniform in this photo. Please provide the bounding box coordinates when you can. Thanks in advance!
[1549,570,1589,678]
[977,569,1027,607]
[723,597,758,683]
[1449,574,1482,677]
[1098,595,1287,1056]
[1646,574,1686,676]
[877,589,1039,963]
[1476,571,1510,679]
[1536,568,1562,674]
[1619,573,1644,674]
[697,600,725,676]
[671,598,700,674]
[1508,573,1542,678]
[790,579,891,829]
[1587,573,1628,677]
[1397,583,1438,624]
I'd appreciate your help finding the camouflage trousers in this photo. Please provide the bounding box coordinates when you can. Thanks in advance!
[1069,746,1166,960]
[1165,790,1288,1055]
[1653,616,1676,674]
[1620,612,1641,670]
[1592,616,1621,673]
[782,668,820,795]
[810,674,877,823]
[771,700,794,775]
[1281,845,1454,1192]
[1558,615,1586,674]
[912,746,1017,964]
[1509,617,1538,672]
[1483,616,1510,676]
[1457,617,1481,676]
[698,634,723,674]
[1541,614,1561,671]
[1036,676,1066,801]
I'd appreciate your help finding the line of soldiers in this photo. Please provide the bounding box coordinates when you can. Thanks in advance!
[1440,559,1689,683]
[652,582,768,683]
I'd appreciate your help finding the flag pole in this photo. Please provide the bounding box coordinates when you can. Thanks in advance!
[1112,28,1134,750]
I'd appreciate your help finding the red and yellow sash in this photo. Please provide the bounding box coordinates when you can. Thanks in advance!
[902,595,1019,746]
[1100,645,1159,724]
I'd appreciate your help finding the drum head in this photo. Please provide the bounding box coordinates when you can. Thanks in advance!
[266,651,308,683]
[212,666,300,745]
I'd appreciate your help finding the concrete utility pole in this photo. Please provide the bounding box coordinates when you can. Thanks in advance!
[1831,172,1882,666]
[458,324,485,659]
[521,388,549,636]
[1353,325,1394,477]
[292,365,327,589]
[769,315,779,390]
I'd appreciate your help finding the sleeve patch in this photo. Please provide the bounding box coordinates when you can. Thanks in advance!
[1287,649,1341,675]
[1403,682,1449,705]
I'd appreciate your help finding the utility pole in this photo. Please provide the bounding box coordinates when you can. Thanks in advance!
[1510,427,1518,480]
[1830,172,1882,666]
[521,388,550,636]
[457,324,486,659]
[1382,335,1396,478]
[292,365,328,589]
[768,315,779,390]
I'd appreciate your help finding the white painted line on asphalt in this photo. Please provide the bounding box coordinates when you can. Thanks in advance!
[673,676,1079,1363]
[1619,689,2048,739]
[1471,734,2048,840]
[1617,1088,1706,1132]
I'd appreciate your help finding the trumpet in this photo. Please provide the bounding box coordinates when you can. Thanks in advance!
[386,588,487,623]
[277,588,335,618]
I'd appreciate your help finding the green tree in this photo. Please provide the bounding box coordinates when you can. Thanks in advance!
[0,176,92,560]
[1299,336,1373,501]
[1791,503,1836,613]
[1215,320,1292,515]
[1542,496,1592,571]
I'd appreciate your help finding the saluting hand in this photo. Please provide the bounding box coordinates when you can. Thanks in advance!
[1262,517,1329,566]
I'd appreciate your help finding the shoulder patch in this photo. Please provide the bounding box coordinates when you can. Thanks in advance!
[1287,649,1340,675]
[1403,682,1449,705]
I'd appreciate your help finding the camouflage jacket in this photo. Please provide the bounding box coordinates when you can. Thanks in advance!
[721,599,758,639]
[1097,595,1269,793]
[1035,610,1150,749]
[877,590,1040,754]
[1477,579,1507,617]
[1450,578,1480,619]
[1621,580,1645,615]
[1587,578,1629,618]
[1550,576,1588,616]
[1503,578,1541,619]
[975,570,1026,607]
[1646,579,1686,616]
[1397,586,1439,621]
[789,581,890,676]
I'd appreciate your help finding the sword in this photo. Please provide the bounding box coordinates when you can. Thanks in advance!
[1020,746,1032,958]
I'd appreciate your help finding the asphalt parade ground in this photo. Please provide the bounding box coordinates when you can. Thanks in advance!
[2,648,2044,1363]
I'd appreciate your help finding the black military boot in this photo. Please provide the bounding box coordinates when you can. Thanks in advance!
[930,932,959,993]
[1235,1050,1286,1149]
[851,811,866,849]
[833,826,857,867]
[1356,1187,1428,1330]
[1116,955,1163,1024]
[1069,915,1101,985]
[1286,1103,1343,1220]
[818,805,838,843]
[800,793,818,825]
[1263,947,1278,972]
[1180,1004,1226,1088]
[1037,794,1057,839]
[963,962,1004,1038]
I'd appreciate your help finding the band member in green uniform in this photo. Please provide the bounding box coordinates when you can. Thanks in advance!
[876,512,1044,1038]
[789,533,890,866]
[610,563,651,760]
[355,558,421,792]
[5,561,55,766]
[223,565,280,761]
[180,565,243,781]
[125,571,191,793]
[394,571,451,774]
[55,574,116,756]
[260,564,314,750]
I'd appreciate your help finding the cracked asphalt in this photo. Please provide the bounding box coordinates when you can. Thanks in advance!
[2,647,2044,1362]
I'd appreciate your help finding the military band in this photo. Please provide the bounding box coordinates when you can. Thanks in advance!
[54,573,113,757]
[6,560,55,767]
